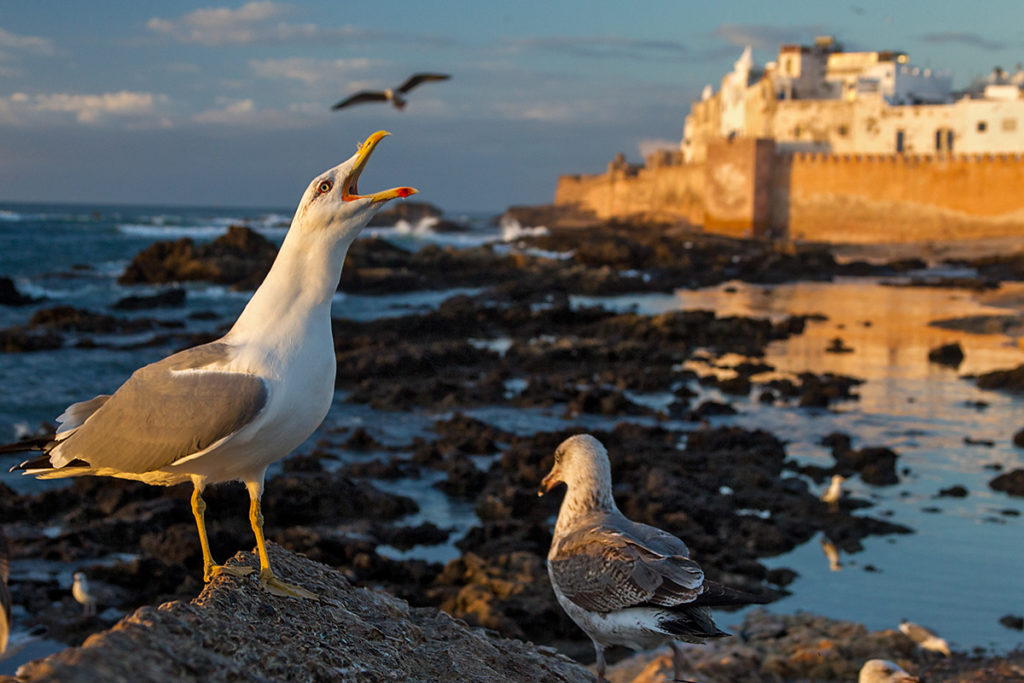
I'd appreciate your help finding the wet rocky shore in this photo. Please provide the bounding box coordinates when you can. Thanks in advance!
[3,215,1024,679]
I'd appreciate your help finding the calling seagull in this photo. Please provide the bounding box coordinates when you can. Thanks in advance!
[6,131,416,599]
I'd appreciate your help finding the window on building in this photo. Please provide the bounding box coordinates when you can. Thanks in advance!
[838,125,848,136]
[896,129,905,153]
[1003,118,1017,132]
[977,121,988,133]
[935,128,954,152]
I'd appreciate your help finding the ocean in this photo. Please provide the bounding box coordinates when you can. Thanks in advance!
[0,201,1022,671]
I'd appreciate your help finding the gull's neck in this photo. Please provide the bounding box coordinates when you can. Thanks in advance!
[555,467,618,537]
[227,221,352,351]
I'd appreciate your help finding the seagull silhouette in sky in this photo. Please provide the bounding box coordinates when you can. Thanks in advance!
[331,73,450,111]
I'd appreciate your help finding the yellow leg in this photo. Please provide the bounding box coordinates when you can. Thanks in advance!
[190,486,253,582]
[246,482,318,600]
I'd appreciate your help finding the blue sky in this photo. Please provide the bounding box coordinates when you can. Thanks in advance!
[0,1,1021,212]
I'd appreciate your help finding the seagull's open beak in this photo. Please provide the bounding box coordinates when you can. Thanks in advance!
[342,130,418,203]
[538,468,562,496]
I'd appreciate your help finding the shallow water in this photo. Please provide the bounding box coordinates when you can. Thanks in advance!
[1,204,1023,665]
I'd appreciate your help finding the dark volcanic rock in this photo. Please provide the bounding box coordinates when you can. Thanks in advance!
[117,226,278,290]
[989,468,1024,497]
[1000,614,1024,630]
[928,342,965,367]
[13,544,590,683]
[112,288,186,310]
[367,200,444,226]
[1014,427,1024,448]
[0,275,38,306]
[937,484,969,498]
[819,433,900,486]
[977,364,1024,393]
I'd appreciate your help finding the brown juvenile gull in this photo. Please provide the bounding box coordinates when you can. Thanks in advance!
[859,658,919,682]
[539,434,770,683]
[332,73,450,111]
[7,130,416,599]
[899,618,951,656]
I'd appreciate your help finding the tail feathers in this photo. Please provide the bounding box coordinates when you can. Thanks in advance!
[691,579,773,608]
[9,452,89,476]
[0,436,53,456]
[658,605,730,641]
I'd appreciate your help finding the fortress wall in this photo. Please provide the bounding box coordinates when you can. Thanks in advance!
[554,164,704,225]
[555,144,1024,243]
[783,153,1024,242]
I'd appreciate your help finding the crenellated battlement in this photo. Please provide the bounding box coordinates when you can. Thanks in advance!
[554,137,1024,243]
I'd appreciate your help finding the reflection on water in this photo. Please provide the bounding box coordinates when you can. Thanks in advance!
[599,278,1024,653]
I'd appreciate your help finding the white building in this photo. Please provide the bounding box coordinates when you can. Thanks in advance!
[683,36,1024,162]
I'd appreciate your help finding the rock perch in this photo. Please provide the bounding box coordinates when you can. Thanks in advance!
[9,543,590,683]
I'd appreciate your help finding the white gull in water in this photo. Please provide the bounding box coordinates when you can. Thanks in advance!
[899,618,952,656]
[539,434,769,682]
[5,130,416,599]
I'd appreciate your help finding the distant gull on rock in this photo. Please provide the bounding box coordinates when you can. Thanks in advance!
[332,73,450,111]
[859,658,919,682]
[821,473,845,509]
[72,572,97,617]
[539,434,770,682]
[899,618,951,656]
[6,131,417,600]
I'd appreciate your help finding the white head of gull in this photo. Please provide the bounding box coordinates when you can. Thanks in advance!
[539,434,769,683]
[8,130,416,599]
[859,658,919,682]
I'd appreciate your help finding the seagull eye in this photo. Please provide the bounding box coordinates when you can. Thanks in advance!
[317,180,332,195]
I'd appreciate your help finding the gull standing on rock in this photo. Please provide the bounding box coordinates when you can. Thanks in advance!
[71,572,97,617]
[539,434,770,683]
[859,659,919,682]
[821,474,845,510]
[6,131,416,599]
[899,618,951,656]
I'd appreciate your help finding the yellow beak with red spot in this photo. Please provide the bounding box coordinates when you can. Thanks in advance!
[343,130,418,203]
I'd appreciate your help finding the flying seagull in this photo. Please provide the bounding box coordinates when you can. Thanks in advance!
[7,130,416,600]
[539,434,770,683]
[859,659,919,683]
[332,73,450,111]
[899,618,951,656]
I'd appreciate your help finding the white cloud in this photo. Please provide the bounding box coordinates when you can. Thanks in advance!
[146,1,288,45]
[146,2,375,46]
[0,90,168,125]
[249,57,372,86]
[0,26,55,56]
[191,97,313,128]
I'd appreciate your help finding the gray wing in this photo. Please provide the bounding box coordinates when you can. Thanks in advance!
[549,519,704,613]
[51,342,268,473]
[397,73,450,93]
[331,91,389,110]
[618,516,690,557]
